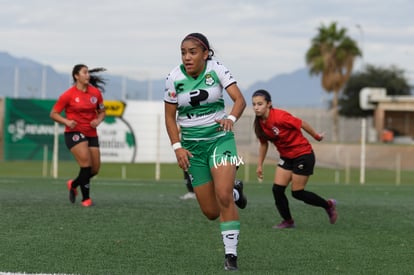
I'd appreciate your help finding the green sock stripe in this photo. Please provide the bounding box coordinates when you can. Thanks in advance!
[220,220,240,231]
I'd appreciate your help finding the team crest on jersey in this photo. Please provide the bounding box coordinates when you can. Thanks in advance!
[205,74,215,86]
[272,126,280,136]
[90,96,98,104]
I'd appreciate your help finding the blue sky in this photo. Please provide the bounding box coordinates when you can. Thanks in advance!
[0,0,413,88]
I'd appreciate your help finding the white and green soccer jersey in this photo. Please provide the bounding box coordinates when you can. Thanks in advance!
[164,60,236,141]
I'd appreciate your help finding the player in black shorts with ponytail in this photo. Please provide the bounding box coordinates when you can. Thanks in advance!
[252,89,337,228]
[50,64,106,207]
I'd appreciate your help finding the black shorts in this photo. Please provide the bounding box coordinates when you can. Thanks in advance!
[278,151,315,176]
[64,132,99,150]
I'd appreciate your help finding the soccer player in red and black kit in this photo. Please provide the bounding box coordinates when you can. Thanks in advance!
[252,89,337,228]
[50,64,106,207]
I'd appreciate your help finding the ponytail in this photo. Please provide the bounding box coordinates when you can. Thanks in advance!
[89,67,107,93]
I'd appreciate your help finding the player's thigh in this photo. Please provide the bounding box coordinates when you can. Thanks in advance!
[70,142,91,166]
[274,165,292,186]
[211,164,236,205]
[291,174,310,191]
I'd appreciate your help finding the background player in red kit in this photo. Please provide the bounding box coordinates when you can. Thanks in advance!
[252,89,337,228]
[50,64,106,207]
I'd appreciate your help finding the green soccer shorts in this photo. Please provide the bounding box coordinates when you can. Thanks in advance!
[182,132,242,187]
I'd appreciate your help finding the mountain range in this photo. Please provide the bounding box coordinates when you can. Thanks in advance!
[0,51,330,108]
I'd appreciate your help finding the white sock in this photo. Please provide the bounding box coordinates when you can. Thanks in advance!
[221,229,239,256]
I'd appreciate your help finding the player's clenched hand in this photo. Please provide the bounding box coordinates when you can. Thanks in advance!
[65,119,77,129]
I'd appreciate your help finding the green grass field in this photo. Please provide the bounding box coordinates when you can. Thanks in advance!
[1,160,414,185]
[0,162,413,274]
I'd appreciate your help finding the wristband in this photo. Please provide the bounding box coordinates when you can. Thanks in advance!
[227,115,237,123]
[172,142,182,150]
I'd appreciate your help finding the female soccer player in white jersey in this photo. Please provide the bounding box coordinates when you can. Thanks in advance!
[164,33,246,271]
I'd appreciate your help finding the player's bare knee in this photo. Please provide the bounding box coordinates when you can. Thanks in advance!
[216,190,233,205]
[202,209,219,220]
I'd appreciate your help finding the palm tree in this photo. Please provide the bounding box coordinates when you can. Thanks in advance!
[306,22,362,142]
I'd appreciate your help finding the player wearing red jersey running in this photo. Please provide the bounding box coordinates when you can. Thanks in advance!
[252,89,337,229]
[50,64,106,207]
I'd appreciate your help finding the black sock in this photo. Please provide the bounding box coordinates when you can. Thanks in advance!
[73,167,92,201]
[272,184,292,221]
[184,171,194,193]
[292,190,329,209]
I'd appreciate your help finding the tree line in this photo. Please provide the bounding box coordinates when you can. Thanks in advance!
[305,22,411,141]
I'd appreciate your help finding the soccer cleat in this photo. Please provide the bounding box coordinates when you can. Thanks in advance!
[180,192,196,200]
[224,254,238,271]
[326,199,338,224]
[81,198,93,207]
[234,179,247,209]
[67,179,77,203]
[272,219,296,229]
